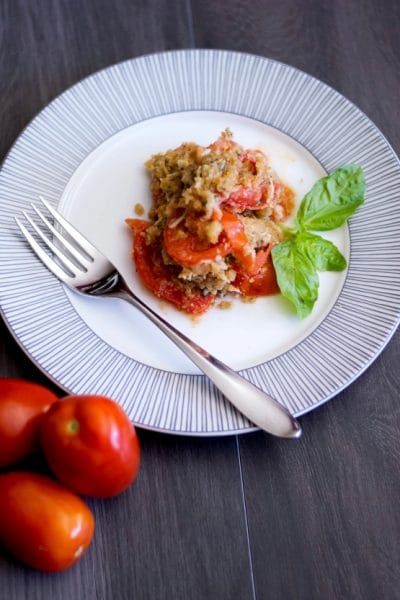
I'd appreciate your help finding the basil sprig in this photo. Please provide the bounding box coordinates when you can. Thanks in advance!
[271,165,365,318]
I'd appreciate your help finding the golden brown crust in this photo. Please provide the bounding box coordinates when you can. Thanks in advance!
[142,131,294,296]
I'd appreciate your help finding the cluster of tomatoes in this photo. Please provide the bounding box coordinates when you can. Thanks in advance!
[0,378,140,572]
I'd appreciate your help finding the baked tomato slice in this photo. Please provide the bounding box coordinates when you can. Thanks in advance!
[163,220,231,267]
[223,185,266,212]
[164,210,257,273]
[126,219,214,315]
[220,210,255,273]
[234,247,279,297]
[222,150,268,212]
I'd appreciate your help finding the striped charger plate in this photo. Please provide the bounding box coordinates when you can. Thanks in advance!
[1,50,399,435]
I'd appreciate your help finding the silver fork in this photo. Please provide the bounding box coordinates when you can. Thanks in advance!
[16,198,302,439]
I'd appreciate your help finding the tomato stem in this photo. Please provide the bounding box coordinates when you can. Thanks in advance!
[66,419,80,435]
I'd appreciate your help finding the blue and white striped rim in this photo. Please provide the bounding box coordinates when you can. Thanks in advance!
[1,49,399,435]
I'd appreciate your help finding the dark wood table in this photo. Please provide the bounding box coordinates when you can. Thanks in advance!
[1,1,400,598]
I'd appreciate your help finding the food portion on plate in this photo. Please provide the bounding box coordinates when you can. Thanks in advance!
[126,130,365,318]
[126,129,295,314]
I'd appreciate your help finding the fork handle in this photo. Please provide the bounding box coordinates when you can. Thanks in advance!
[111,287,301,439]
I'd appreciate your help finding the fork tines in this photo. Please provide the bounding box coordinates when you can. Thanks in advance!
[15,197,94,281]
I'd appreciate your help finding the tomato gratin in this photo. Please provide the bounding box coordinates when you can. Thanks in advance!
[126,130,295,315]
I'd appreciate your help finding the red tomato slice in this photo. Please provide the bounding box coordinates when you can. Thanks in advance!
[220,210,248,250]
[234,247,279,296]
[163,221,231,267]
[164,210,256,272]
[220,210,255,272]
[223,185,266,212]
[126,219,214,315]
[253,246,272,271]
[221,150,270,212]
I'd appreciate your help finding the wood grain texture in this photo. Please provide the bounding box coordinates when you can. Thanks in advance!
[191,1,400,597]
[0,0,194,162]
[0,432,254,600]
[191,0,400,150]
[1,0,400,599]
[240,352,400,599]
[0,2,251,599]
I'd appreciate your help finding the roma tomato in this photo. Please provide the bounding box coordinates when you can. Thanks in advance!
[40,395,141,498]
[0,378,58,468]
[0,472,94,572]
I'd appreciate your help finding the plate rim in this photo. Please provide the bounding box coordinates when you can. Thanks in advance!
[1,48,400,435]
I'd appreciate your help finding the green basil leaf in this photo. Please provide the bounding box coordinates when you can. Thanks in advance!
[296,165,365,231]
[295,232,347,271]
[271,240,319,319]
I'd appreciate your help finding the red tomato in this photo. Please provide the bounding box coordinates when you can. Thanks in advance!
[40,395,141,498]
[0,472,94,572]
[0,378,58,468]
[127,218,214,315]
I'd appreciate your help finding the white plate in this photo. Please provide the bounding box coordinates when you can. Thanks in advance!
[1,50,400,435]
